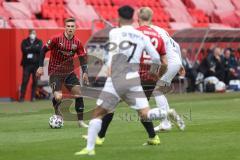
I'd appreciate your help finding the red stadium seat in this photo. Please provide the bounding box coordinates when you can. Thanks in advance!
[1,0,240,29]
[212,10,240,27]
[65,0,86,5]
[10,19,34,28]
[181,0,195,8]
[154,21,169,29]
[0,6,11,19]
[19,0,44,14]
[231,0,240,10]
[161,0,195,23]
[161,0,186,11]
[212,0,235,12]
[189,0,215,15]
[33,19,58,28]
[112,0,136,6]
[102,0,111,6]
[66,3,98,21]
[169,22,192,30]
[84,0,90,4]
[94,20,105,30]
[41,0,70,27]
[188,9,209,23]
[55,17,64,26]
[77,20,92,28]
[55,0,64,5]
[165,7,194,23]
[41,3,50,18]
[47,0,55,4]
[3,2,34,19]
[90,0,97,6]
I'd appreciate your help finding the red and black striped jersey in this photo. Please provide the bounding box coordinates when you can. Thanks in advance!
[137,25,166,82]
[45,33,86,75]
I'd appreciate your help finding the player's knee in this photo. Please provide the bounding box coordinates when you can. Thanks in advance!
[92,106,108,119]
[138,109,149,120]
[74,90,82,97]
[71,86,82,97]
[54,92,62,101]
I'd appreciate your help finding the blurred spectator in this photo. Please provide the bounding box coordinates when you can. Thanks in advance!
[198,47,225,81]
[235,47,240,63]
[182,48,197,92]
[223,49,238,84]
[19,29,43,102]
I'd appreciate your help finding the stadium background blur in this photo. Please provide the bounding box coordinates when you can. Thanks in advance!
[1,1,240,160]
[0,0,240,101]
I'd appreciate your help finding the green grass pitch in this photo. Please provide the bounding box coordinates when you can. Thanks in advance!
[0,93,240,160]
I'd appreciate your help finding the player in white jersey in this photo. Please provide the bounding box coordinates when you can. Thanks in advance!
[140,7,185,131]
[74,5,181,156]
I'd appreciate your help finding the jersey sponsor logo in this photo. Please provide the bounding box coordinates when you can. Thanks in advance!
[59,50,75,56]
[71,44,77,51]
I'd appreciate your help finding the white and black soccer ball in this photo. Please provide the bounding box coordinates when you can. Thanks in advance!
[49,115,64,129]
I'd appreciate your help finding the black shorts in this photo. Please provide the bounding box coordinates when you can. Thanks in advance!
[49,73,80,92]
[141,81,157,100]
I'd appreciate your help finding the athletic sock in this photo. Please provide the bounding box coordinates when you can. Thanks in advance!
[52,97,61,115]
[86,118,102,150]
[155,95,171,125]
[98,113,114,138]
[140,120,156,138]
[75,97,84,121]
[147,108,167,121]
[155,95,170,111]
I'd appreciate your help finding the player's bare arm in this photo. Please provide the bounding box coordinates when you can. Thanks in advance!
[179,66,186,77]
[36,45,49,77]
[158,54,168,78]
[79,55,89,85]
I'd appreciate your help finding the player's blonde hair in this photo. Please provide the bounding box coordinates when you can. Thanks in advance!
[138,7,153,22]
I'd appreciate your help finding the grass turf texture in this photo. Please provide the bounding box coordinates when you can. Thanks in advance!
[0,92,240,160]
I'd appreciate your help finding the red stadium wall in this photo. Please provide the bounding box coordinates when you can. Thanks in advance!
[0,29,92,101]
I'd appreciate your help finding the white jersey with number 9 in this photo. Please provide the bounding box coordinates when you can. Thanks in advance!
[107,25,160,68]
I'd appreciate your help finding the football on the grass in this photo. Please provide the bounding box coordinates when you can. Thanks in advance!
[49,115,64,129]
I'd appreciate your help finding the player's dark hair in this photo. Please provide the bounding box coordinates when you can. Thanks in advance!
[28,29,35,34]
[64,17,76,24]
[118,5,134,20]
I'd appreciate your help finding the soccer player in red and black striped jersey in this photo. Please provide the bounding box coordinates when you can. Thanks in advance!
[36,18,89,128]
[138,23,167,97]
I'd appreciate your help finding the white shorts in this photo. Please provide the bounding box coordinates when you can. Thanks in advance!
[96,77,149,111]
[158,64,182,86]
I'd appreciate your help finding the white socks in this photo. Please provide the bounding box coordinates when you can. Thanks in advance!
[147,108,167,120]
[155,95,171,127]
[155,95,170,111]
[86,118,102,150]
